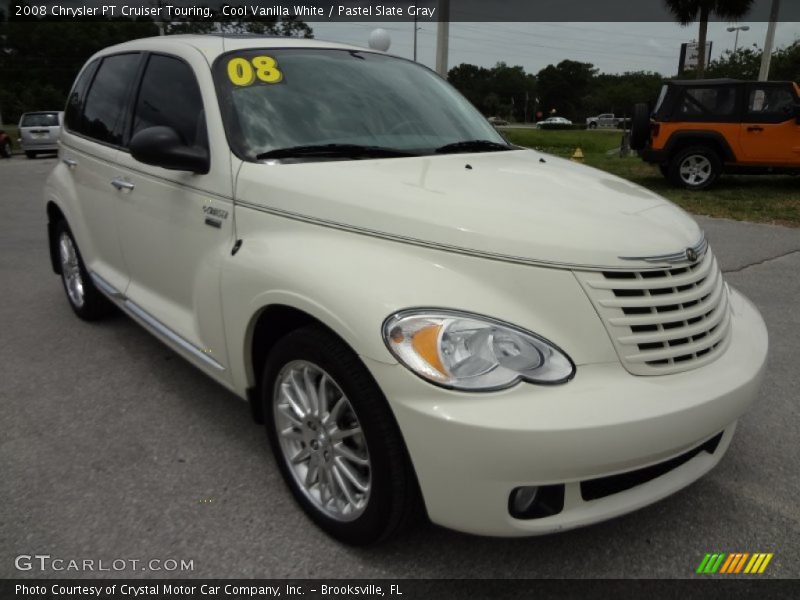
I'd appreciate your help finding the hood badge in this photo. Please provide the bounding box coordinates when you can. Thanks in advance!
[619,235,707,265]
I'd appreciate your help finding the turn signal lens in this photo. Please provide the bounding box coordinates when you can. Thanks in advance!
[383,310,575,391]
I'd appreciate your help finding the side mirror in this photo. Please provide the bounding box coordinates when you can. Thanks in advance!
[129,126,209,174]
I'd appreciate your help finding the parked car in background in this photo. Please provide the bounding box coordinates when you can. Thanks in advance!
[46,36,767,546]
[586,113,620,129]
[0,129,12,158]
[631,79,800,190]
[536,116,573,129]
[488,116,509,126]
[19,111,63,158]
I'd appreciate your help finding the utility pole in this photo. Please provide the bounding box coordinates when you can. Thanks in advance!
[413,14,418,61]
[758,0,780,81]
[435,0,449,77]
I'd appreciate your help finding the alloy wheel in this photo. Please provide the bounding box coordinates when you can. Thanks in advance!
[59,232,85,308]
[679,154,712,187]
[273,360,371,521]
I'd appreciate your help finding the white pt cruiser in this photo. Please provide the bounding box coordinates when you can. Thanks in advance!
[45,36,768,545]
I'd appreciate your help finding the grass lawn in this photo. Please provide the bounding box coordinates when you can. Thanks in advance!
[503,127,800,228]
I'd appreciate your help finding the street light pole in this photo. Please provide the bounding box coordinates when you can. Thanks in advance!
[413,14,418,61]
[726,24,749,54]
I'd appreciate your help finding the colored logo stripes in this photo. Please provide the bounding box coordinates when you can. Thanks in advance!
[696,552,774,574]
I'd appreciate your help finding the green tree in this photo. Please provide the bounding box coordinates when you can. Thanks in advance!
[585,72,664,118]
[166,14,313,38]
[0,18,158,123]
[0,5,313,123]
[705,46,763,79]
[772,41,800,81]
[704,40,799,80]
[663,0,755,78]
[447,62,536,122]
[536,60,597,121]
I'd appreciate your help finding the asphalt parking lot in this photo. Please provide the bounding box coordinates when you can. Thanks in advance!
[1,156,799,579]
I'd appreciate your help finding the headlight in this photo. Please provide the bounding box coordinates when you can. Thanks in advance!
[382,310,575,391]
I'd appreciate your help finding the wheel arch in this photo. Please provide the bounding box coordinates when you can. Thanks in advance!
[46,200,66,274]
[245,303,366,424]
[663,131,736,163]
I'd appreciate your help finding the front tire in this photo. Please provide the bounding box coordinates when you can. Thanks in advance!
[55,220,111,320]
[667,146,722,190]
[25,151,36,159]
[262,326,420,545]
[0,140,11,158]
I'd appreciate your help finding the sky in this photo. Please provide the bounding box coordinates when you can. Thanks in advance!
[311,21,800,76]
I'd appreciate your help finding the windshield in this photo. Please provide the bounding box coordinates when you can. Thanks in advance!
[21,113,59,127]
[213,48,506,161]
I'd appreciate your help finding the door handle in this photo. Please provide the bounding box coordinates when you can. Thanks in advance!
[111,178,135,191]
[62,157,77,168]
[747,126,764,132]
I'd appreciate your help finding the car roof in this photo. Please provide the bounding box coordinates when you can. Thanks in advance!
[94,34,374,62]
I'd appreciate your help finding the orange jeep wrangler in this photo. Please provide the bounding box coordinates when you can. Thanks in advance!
[630,79,800,189]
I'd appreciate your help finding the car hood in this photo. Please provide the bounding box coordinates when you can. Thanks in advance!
[234,149,702,270]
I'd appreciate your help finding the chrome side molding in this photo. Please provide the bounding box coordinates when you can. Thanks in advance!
[89,272,225,372]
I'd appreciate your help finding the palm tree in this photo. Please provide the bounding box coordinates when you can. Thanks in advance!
[664,0,755,78]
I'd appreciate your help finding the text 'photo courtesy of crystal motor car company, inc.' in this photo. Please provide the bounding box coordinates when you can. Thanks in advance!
[44,33,767,546]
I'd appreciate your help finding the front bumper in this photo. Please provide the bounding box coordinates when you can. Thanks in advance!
[366,288,767,536]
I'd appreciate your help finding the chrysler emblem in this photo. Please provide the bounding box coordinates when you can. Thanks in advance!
[618,234,708,264]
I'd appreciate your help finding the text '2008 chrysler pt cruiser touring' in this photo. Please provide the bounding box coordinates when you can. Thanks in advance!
[45,35,768,545]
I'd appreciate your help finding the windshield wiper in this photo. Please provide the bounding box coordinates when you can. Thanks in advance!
[434,140,512,154]
[256,144,418,160]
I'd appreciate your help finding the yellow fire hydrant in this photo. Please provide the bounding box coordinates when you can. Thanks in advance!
[571,147,585,162]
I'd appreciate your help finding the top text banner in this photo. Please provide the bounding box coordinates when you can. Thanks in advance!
[7,0,800,22]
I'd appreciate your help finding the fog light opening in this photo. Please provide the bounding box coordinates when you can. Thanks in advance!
[511,486,539,515]
[509,484,565,520]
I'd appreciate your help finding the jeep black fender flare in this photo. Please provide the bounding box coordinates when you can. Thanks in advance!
[662,131,737,163]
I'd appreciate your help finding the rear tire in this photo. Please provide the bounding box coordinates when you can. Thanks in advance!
[262,326,421,546]
[55,220,112,321]
[658,164,669,178]
[588,122,597,129]
[25,151,36,159]
[667,146,722,190]
[0,140,11,158]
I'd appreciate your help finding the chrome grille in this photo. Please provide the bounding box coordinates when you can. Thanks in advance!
[575,249,732,375]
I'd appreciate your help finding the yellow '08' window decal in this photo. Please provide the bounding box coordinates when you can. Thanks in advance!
[227,56,283,86]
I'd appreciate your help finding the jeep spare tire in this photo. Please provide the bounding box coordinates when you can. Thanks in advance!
[629,103,651,151]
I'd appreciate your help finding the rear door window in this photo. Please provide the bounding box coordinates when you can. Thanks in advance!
[131,54,207,149]
[77,53,142,146]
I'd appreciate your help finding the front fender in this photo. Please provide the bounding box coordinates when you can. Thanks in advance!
[221,206,617,396]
